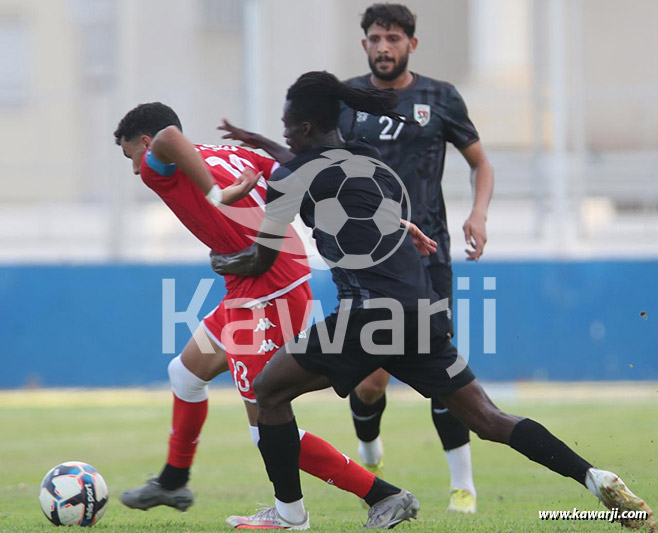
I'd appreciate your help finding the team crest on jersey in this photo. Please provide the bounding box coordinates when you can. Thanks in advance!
[356,111,369,123]
[413,104,431,127]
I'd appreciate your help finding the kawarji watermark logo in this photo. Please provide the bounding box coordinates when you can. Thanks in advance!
[453,276,497,375]
[216,149,411,271]
[161,276,497,379]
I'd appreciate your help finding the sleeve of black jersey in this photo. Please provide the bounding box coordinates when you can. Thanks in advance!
[349,138,385,161]
[338,101,357,141]
[442,84,480,150]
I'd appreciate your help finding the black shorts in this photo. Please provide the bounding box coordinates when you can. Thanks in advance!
[426,260,454,338]
[290,307,475,398]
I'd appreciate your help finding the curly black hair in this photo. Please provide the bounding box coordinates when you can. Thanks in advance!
[286,71,404,133]
[360,3,416,38]
[114,102,182,145]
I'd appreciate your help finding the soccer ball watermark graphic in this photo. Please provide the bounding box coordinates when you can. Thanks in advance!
[303,153,408,269]
[217,149,411,271]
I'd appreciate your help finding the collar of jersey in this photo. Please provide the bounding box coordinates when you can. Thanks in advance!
[365,71,418,93]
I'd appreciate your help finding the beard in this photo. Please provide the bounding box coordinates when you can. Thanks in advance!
[368,52,410,82]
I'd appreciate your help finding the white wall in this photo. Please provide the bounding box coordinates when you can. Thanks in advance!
[0,0,657,260]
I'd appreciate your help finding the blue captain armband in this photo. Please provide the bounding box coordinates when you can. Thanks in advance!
[146,150,177,176]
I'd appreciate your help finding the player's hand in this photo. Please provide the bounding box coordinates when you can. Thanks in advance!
[221,168,263,205]
[217,119,257,148]
[234,167,262,193]
[401,219,437,256]
[209,250,230,275]
[463,210,488,261]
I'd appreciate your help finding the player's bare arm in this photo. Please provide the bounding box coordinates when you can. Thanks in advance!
[218,119,294,164]
[151,125,262,206]
[460,140,494,261]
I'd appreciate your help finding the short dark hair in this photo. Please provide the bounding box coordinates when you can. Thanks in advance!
[286,71,402,133]
[360,3,416,38]
[113,102,182,145]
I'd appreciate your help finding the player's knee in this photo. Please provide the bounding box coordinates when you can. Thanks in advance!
[252,372,274,408]
[253,373,293,412]
[431,397,446,410]
[252,370,265,393]
[168,354,210,402]
[356,382,386,404]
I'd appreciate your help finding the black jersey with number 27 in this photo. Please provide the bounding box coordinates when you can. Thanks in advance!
[339,73,479,265]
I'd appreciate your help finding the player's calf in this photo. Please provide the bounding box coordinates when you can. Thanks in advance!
[440,381,520,444]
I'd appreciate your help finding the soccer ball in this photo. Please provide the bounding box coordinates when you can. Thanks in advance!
[307,152,409,269]
[38,461,109,526]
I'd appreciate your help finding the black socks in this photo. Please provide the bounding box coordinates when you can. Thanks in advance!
[431,397,470,451]
[364,477,402,507]
[350,391,386,443]
[258,418,303,503]
[158,464,189,490]
[510,418,593,485]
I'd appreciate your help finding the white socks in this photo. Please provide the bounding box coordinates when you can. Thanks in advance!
[358,436,384,466]
[275,497,307,524]
[249,425,260,447]
[584,468,601,498]
[445,443,476,496]
[248,426,307,447]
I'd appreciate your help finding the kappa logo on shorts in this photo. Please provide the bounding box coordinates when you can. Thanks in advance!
[252,301,274,309]
[298,330,307,339]
[253,318,276,332]
[257,339,280,353]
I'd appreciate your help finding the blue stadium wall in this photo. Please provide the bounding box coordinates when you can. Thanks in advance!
[1,260,656,388]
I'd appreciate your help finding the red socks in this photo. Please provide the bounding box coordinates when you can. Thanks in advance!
[167,394,208,468]
[299,431,375,498]
[165,393,375,499]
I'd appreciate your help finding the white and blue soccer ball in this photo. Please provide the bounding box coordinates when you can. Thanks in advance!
[38,461,109,526]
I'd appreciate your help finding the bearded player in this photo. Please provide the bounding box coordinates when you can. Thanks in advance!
[336,3,495,513]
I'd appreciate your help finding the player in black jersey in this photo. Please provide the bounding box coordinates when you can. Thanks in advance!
[211,71,654,532]
[337,3,494,512]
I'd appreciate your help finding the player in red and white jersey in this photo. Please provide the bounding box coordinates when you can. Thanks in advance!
[140,141,311,306]
[114,102,382,518]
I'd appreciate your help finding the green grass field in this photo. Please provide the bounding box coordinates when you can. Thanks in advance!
[1,384,656,532]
